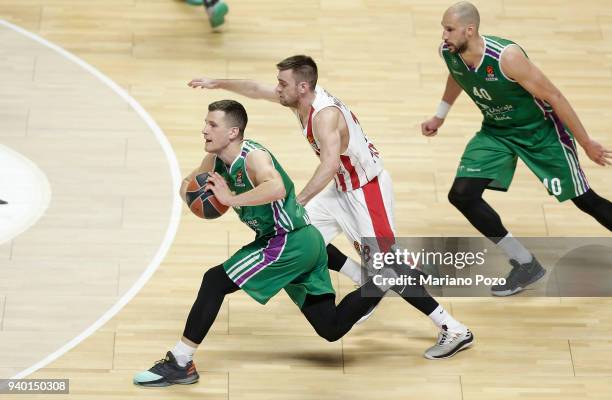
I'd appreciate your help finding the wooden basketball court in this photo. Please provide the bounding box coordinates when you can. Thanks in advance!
[1,1,611,399]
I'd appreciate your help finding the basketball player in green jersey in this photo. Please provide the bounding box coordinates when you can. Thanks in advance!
[421,2,612,296]
[133,100,420,387]
[188,57,475,359]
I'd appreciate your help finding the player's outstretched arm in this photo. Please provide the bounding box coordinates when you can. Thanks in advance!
[501,45,612,166]
[179,153,216,202]
[206,150,286,207]
[296,107,342,205]
[188,77,280,103]
[421,74,463,137]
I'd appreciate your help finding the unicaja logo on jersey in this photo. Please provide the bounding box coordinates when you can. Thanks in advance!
[485,65,498,81]
[235,168,245,187]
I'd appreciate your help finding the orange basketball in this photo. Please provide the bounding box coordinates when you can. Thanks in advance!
[185,172,229,219]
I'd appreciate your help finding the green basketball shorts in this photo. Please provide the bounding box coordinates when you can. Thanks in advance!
[456,116,589,202]
[223,225,335,308]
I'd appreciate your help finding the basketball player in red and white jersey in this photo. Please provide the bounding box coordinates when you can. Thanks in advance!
[188,55,473,359]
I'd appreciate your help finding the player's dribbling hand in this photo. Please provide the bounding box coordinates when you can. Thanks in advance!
[584,139,612,166]
[188,77,218,89]
[205,172,235,206]
[421,117,444,137]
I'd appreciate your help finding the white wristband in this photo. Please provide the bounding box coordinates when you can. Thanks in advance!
[435,101,451,119]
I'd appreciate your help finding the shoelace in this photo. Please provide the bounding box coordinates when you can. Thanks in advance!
[437,330,460,345]
[506,262,530,284]
[154,356,170,366]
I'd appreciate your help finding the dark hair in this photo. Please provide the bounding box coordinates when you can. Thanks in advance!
[276,55,318,90]
[208,99,248,137]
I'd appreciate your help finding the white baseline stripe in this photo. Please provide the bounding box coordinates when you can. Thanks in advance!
[1,19,182,380]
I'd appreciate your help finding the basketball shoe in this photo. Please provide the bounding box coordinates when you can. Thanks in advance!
[424,325,474,360]
[133,351,199,387]
[206,1,229,29]
[491,256,546,296]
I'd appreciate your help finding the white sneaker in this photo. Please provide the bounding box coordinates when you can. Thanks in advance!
[423,326,474,360]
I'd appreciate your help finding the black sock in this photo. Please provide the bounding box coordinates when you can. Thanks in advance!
[386,267,439,315]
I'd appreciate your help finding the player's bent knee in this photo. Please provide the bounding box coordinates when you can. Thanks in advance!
[316,328,342,342]
[447,188,474,211]
[310,319,343,342]
[201,266,220,287]
[200,264,237,295]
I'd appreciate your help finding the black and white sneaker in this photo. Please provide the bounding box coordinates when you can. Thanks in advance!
[424,326,474,360]
[133,351,199,387]
[0,199,7,205]
[491,256,546,297]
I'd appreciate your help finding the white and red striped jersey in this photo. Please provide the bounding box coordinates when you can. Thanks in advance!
[297,86,383,192]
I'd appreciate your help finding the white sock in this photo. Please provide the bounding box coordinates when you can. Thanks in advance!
[428,305,465,333]
[497,233,533,264]
[172,340,197,367]
[339,257,363,285]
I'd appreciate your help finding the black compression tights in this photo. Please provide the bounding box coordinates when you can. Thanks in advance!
[300,282,383,342]
[326,244,439,316]
[447,177,508,241]
[182,264,383,344]
[571,189,612,231]
[447,178,612,235]
[183,265,239,344]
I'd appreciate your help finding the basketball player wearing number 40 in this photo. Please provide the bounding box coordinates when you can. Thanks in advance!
[188,55,473,359]
[421,1,612,297]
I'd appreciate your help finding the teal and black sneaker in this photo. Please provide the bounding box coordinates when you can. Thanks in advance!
[133,351,199,387]
[185,0,204,5]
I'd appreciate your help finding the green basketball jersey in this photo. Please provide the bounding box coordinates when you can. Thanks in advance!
[441,35,552,135]
[213,139,309,238]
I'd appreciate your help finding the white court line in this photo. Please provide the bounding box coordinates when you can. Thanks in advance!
[0,19,183,380]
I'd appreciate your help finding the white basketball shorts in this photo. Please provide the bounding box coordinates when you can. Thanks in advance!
[305,169,396,256]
